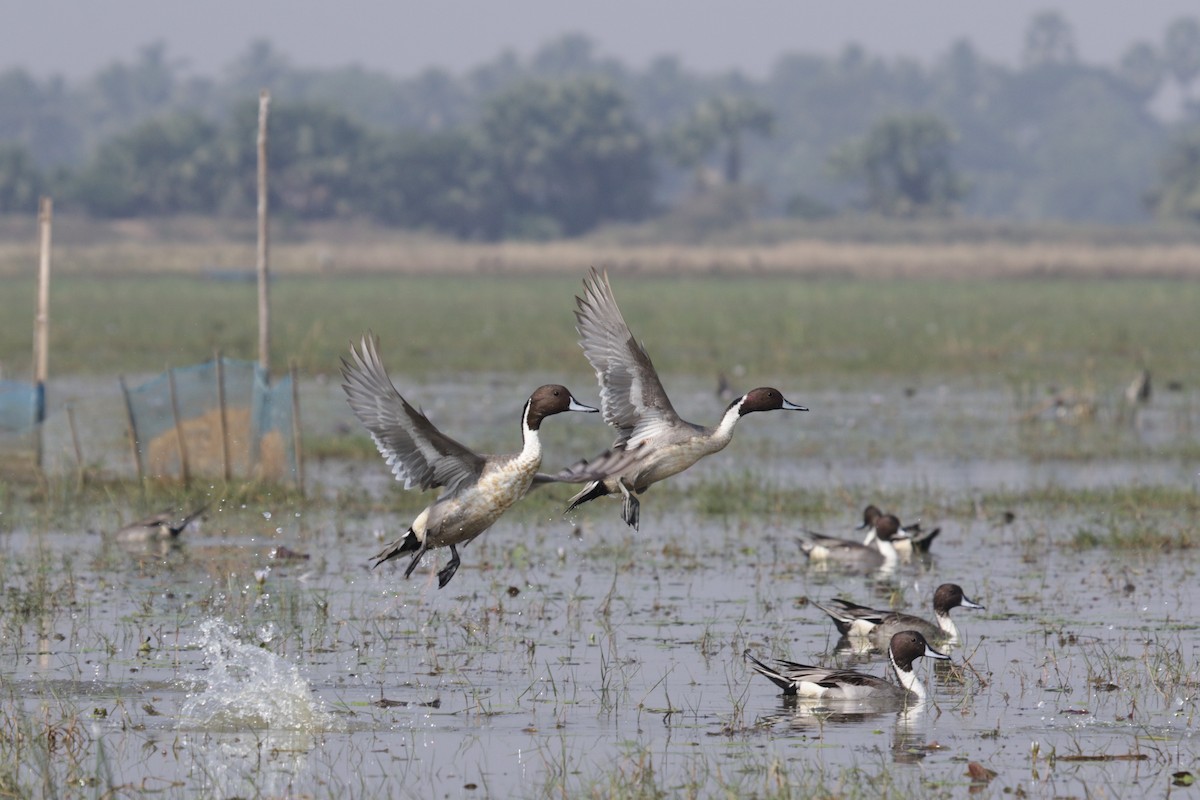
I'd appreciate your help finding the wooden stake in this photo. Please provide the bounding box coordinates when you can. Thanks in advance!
[119,375,144,482]
[290,359,305,495]
[32,197,52,470]
[257,90,271,376]
[66,402,84,489]
[215,350,230,482]
[33,197,51,391]
[167,367,190,485]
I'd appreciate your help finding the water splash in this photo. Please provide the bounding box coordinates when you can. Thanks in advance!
[180,618,332,731]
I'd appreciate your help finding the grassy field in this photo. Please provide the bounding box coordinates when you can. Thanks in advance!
[0,272,1196,391]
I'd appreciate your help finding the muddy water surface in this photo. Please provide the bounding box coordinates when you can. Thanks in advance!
[2,377,1197,797]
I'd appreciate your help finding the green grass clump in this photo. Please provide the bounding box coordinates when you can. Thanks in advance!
[1069,519,1196,551]
[686,473,836,520]
[972,485,1200,517]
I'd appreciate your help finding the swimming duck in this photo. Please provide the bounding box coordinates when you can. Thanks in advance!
[797,513,907,572]
[858,504,940,554]
[564,268,807,529]
[814,583,985,646]
[744,630,949,703]
[341,334,610,588]
[114,505,207,543]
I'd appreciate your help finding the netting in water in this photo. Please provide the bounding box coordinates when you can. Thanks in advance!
[0,379,42,475]
[0,379,41,433]
[124,357,298,484]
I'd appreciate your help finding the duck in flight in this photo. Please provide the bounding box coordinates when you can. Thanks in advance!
[342,334,620,588]
[564,268,807,529]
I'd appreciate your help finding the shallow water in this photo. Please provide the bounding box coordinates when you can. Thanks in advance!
[2,376,1198,798]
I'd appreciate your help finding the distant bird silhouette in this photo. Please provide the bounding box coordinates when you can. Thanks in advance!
[1125,369,1151,405]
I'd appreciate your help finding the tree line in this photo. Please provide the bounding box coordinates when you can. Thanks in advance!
[4,12,1200,236]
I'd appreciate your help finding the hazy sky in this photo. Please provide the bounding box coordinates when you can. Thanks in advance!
[2,1,1196,80]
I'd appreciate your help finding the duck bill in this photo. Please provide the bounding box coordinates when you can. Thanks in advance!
[568,397,600,413]
[961,596,986,610]
[925,645,952,661]
[782,398,808,411]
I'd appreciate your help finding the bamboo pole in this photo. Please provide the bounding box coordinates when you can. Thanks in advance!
[257,90,271,376]
[119,375,144,482]
[289,359,305,495]
[167,367,190,485]
[33,197,51,392]
[32,197,52,469]
[215,350,230,482]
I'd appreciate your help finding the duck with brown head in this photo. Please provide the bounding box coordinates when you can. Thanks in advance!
[858,504,941,554]
[562,268,807,529]
[745,630,950,704]
[814,583,985,646]
[341,334,618,588]
[798,513,908,573]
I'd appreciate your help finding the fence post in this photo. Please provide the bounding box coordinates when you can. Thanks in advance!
[66,403,84,489]
[32,196,52,468]
[215,350,230,482]
[257,90,271,376]
[119,375,144,482]
[290,359,304,496]
[167,366,190,485]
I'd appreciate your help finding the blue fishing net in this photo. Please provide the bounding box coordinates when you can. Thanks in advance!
[124,357,297,484]
[0,380,40,434]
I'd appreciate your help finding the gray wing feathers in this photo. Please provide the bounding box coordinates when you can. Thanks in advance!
[530,445,644,486]
[342,335,485,494]
[575,268,680,445]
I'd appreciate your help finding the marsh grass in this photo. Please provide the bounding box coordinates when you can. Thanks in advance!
[2,274,1198,390]
[687,472,836,520]
[965,485,1200,517]
[1069,519,1195,551]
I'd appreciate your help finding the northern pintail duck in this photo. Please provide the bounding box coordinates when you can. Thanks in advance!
[814,583,985,646]
[114,506,207,543]
[744,630,950,703]
[341,334,610,588]
[563,268,807,529]
[798,513,907,572]
[858,504,940,554]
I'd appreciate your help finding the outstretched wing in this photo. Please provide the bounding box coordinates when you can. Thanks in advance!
[341,334,485,496]
[575,268,682,448]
